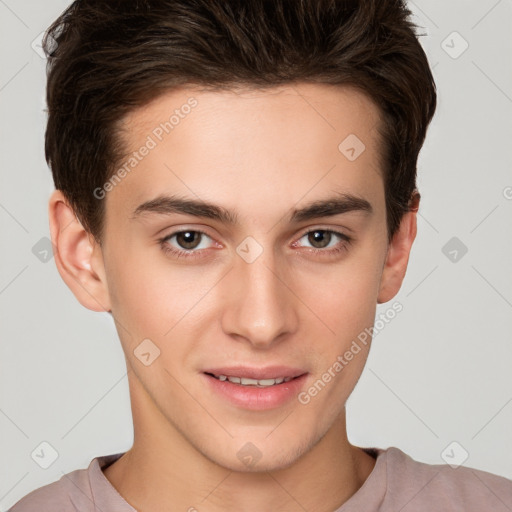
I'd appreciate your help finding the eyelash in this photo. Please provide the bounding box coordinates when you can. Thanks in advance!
[158,228,352,260]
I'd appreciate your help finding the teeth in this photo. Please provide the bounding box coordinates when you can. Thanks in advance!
[214,374,293,386]
[241,377,258,385]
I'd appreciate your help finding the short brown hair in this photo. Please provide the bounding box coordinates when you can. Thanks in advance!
[43,0,436,243]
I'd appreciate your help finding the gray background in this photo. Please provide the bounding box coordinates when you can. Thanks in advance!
[1,0,511,509]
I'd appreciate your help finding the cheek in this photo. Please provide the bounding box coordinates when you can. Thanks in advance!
[304,264,380,403]
[296,246,384,337]
[105,246,218,346]
[104,247,173,338]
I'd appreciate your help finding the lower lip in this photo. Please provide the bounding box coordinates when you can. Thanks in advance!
[202,372,308,410]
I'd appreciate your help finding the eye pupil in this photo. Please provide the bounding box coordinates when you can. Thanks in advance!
[309,230,331,248]
[177,231,201,249]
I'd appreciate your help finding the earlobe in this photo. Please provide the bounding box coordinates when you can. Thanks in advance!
[48,190,111,312]
[377,194,419,304]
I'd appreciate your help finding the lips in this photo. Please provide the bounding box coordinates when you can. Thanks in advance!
[202,369,309,410]
[208,374,293,387]
[202,365,306,381]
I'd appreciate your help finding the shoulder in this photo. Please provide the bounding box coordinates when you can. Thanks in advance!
[8,467,90,512]
[8,453,125,512]
[384,446,512,511]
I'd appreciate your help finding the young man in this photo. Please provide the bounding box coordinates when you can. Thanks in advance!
[9,0,512,511]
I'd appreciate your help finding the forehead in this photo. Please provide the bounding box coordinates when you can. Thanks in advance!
[121,82,382,144]
[107,83,385,230]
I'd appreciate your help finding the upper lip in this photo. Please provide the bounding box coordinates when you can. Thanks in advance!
[203,366,307,380]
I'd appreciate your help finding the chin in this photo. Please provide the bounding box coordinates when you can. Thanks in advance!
[206,433,317,474]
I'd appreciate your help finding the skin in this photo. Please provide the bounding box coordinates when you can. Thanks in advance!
[49,83,418,512]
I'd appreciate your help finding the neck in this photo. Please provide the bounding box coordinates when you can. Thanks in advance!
[103,375,376,512]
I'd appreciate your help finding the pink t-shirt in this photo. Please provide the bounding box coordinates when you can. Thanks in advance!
[8,446,512,511]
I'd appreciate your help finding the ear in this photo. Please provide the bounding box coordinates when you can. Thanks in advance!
[377,193,419,304]
[48,189,111,312]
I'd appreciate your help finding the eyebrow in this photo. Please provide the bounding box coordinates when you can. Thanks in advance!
[131,192,373,225]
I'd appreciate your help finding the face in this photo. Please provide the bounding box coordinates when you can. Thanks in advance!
[53,83,415,472]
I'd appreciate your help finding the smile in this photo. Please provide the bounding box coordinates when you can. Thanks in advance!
[206,373,295,387]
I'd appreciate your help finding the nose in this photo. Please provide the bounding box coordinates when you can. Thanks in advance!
[220,244,298,349]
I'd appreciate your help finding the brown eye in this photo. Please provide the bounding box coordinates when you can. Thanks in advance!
[293,228,352,258]
[307,230,333,249]
[158,229,215,260]
[174,231,203,250]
